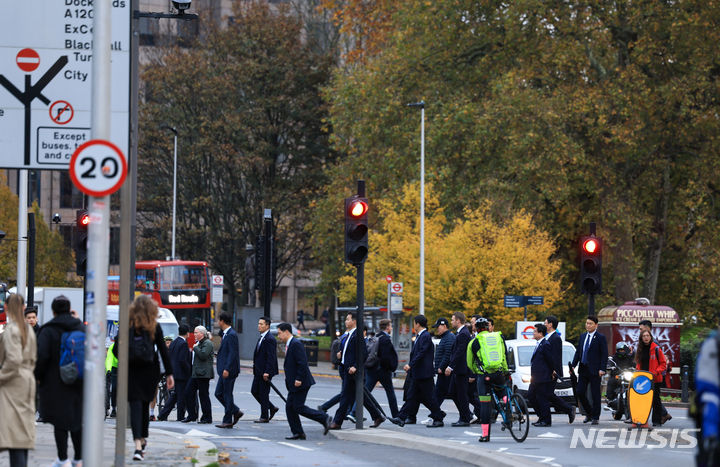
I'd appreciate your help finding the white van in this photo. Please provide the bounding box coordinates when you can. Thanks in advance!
[505,338,577,408]
[106,305,179,348]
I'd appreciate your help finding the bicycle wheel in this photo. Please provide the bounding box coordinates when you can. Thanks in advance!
[157,379,169,413]
[508,393,530,442]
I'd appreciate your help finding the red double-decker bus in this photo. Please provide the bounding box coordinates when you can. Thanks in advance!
[108,260,212,327]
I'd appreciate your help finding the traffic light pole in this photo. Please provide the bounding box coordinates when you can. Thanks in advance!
[587,222,597,315]
[354,182,366,429]
[263,209,272,316]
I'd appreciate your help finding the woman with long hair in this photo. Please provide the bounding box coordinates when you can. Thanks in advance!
[114,295,174,461]
[635,329,667,426]
[0,294,37,467]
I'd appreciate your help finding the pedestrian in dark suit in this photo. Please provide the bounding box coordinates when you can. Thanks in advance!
[571,315,608,424]
[215,312,243,428]
[528,324,554,426]
[432,317,455,406]
[329,313,384,429]
[544,316,576,423]
[389,315,446,428]
[277,323,331,440]
[445,312,473,426]
[158,325,192,421]
[252,316,279,423]
[365,319,399,418]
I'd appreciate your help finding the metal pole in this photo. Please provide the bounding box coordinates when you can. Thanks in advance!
[355,261,365,429]
[27,213,35,307]
[171,128,177,260]
[588,294,595,316]
[83,0,111,464]
[419,104,425,316]
[263,209,272,317]
[16,170,28,298]
[387,282,391,321]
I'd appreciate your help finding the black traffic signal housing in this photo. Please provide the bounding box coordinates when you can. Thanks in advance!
[75,209,89,276]
[580,235,602,294]
[254,235,278,292]
[344,195,369,264]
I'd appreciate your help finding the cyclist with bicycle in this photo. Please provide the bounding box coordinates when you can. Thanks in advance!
[466,317,509,442]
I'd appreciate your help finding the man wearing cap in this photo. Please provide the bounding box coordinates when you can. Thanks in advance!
[432,317,455,407]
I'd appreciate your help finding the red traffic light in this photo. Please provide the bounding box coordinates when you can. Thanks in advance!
[582,238,598,254]
[76,209,89,231]
[80,214,89,227]
[348,200,368,218]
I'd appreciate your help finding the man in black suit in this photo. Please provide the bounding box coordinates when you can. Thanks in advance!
[215,312,243,428]
[158,324,192,421]
[571,315,608,425]
[277,323,331,440]
[445,312,473,426]
[252,316,279,423]
[432,317,455,406]
[329,313,384,429]
[544,316,575,423]
[365,318,399,418]
[528,324,555,427]
[389,315,445,428]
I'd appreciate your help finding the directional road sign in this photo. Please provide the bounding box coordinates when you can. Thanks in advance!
[69,139,127,197]
[0,2,130,169]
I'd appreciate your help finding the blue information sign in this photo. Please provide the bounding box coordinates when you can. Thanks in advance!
[526,296,544,305]
[503,295,525,307]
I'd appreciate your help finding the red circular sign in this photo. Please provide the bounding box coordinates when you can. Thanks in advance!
[69,139,127,197]
[392,283,402,293]
[16,48,40,72]
[522,325,535,339]
[49,100,74,125]
[386,275,393,283]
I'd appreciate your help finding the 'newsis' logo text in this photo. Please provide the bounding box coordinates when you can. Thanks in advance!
[570,428,698,449]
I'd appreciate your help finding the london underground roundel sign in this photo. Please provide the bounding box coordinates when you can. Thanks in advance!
[69,139,127,197]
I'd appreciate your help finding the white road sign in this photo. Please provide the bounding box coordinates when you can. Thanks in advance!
[69,139,127,197]
[0,1,130,169]
[391,282,403,295]
[211,275,224,303]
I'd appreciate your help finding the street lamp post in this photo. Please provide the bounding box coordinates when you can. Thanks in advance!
[163,125,178,260]
[407,101,425,315]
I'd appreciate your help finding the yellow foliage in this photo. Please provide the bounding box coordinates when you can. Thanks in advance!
[339,182,563,335]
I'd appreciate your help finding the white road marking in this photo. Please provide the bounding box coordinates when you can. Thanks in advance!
[278,441,314,451]
[538,432,565,438]
[184,429,217,438]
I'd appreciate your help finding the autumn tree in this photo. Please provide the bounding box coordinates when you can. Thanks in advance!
[138,0,335,312]
[338,182,562,335]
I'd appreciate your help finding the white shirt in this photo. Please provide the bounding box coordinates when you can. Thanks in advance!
[341,328,356,365]
[285,335,293,351]
[545,329,556,342]
[584,331,596,352]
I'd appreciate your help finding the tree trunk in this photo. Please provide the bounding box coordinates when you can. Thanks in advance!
[641,162,671,304]
[611,224,638,303]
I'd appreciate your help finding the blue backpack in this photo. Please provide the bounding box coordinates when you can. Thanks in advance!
[59,330,85,384]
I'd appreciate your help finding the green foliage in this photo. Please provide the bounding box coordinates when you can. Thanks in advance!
[305,335,332,350]
[681,326,714,389]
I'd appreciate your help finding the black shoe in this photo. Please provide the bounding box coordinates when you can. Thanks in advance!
[568,408,576,424]
[478,436,490,442]
[157,416,167,422]
[427,419,444,428]
[181,418,197,423]
[232,410,243,426]
[388,417,405,427]
[323,416,332,435]
[318,405,327,413]
[109,409,117,418]
[451,421,470,427]
[371,417,385,428]
[583,416,592,423]
[269,406,279,421]
[198,419,212,424]
[404,418,416,425]
[133,449,144,461]
[346,414,357,423]
[285,433,306,440]
[591,419,599,425]
[532,421,551,427]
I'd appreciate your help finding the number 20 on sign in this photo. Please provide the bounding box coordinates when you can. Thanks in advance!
[69,139,127,197]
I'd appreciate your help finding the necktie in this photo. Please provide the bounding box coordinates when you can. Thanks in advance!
[257,335,263,349]
[582,334,591,364]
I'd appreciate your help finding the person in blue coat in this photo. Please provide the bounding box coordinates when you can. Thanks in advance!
[251,317,279,423]
[528,324,555,427]
[214,312,243,428]
[432,317,455,406]
[389,315,446,427]
[571,315,608,424]
[277,323,331,440]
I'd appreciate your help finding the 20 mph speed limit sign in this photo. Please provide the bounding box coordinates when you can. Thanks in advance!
[69,139,127,197]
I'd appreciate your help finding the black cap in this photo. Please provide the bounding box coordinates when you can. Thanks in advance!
[432,318,449,328]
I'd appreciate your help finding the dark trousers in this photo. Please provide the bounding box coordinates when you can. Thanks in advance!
[8,448,28,467]
[286,387,327,435]
[449,372,473,422]
[468,375,482,418]
[251,375,278,419]
[549,380,574,415]
[651,382,664,424]
[186,377,212,422]
[365,367,399,418]
[333,370,382,425]
[433,373,451,405]
[476,372,505,424]
[53,427,82,461]
[215,375,240,424]
[577,364,602,420]
[159,378,188,421]
[398,377,444,422]
[320,368,344,411]
[129,400,150,440]
[528,381,553,424]
[105,367,117,412]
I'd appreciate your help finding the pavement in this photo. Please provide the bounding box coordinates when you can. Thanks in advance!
[0,419,218,467]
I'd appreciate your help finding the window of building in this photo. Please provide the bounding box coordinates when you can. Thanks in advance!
[60,171,84,208]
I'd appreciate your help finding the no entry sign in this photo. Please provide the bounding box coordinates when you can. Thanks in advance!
[16,48,39,72]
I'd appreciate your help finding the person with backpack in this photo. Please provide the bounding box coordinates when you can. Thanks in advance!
[0,294,37,467]
[364,319,399,418]
[35,295,84,467]
[466,317,509,442]
[635,329,667,427]
[113,295,174,461]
